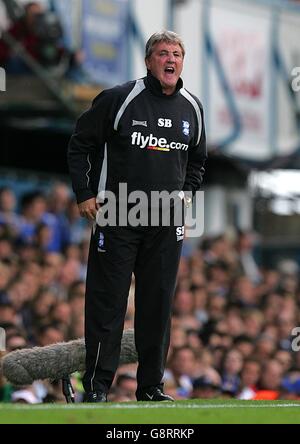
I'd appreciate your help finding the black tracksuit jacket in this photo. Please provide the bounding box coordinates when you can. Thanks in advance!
[68,71,206,205]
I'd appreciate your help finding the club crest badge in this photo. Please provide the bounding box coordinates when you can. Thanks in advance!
[98,232,106,252]
[182,121,190,136]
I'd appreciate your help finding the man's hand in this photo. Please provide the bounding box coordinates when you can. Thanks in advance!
[78,198,100,221]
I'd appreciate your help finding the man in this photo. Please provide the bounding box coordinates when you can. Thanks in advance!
[68,30,206,402]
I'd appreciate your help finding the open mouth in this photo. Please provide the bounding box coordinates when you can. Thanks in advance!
[164,66,175,74]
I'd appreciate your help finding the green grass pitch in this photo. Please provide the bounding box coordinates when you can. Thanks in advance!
[0,399,300,424]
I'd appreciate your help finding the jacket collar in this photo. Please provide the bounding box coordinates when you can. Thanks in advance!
[145,70,183,98]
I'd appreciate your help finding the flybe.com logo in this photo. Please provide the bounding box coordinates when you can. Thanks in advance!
[0,67,6,92]
[131,132,188,152]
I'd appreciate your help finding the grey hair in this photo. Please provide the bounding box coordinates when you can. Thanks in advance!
[145,30,185,59]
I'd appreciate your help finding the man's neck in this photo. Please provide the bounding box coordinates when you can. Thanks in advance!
[146,71,183,97]
[162,85,176,96]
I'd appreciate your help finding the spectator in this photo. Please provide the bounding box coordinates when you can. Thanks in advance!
[254,359,284,400]
[274,349,293,373]
[18,191,50,246]
[242,309,264,339]
[220,349,244,396]
[238,358,262,400]
[173,289,201,331]
[232,276,258,308]
[236,231,261,284]
[27,289,57,336]
[46,183,71,251]
[6,331,28,352]
[281,370,300,400]
[0,235,15,263]
[0,187,19,236]
[254,334,277,362]
[0,301,18,326]
[233,335,255,358]
[191,375,221,399]
[40,252,64,290]
[65,198,89,245]
[49,300,72,337]
[166,346,201,398]
[112,373,137,401]
[0,261,14,294]
[35,323,65,346]
[0,1,64,73]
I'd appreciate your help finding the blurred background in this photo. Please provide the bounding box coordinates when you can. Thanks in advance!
[0,0,300,404]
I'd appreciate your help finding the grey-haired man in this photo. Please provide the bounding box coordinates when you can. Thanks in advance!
[68,30,206,402]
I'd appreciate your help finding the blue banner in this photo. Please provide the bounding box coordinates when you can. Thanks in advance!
[52,0,78,51]
[81,0,129,86]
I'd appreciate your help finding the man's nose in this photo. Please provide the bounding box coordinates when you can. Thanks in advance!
[167,53,176,63]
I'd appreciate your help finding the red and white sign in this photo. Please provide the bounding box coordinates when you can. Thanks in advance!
[209,3,272,160]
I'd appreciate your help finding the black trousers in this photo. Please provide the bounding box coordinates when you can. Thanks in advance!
[82,207,184,394]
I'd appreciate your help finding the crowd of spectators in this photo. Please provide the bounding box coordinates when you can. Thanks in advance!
[0,181,299,403]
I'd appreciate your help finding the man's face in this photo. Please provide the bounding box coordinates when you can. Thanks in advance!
[25,3,44,27]
[145,41,184,95]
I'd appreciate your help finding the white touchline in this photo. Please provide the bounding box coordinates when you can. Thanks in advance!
[1,403,300,411]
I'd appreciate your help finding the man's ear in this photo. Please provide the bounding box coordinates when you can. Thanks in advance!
[145,58,150,70]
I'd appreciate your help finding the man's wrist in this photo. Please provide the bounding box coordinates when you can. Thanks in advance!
[178,191,192,208]
[184,196,192,208]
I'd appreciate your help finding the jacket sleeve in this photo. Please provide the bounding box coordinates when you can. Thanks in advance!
[183,105,207,196]
[67,90,113,204]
